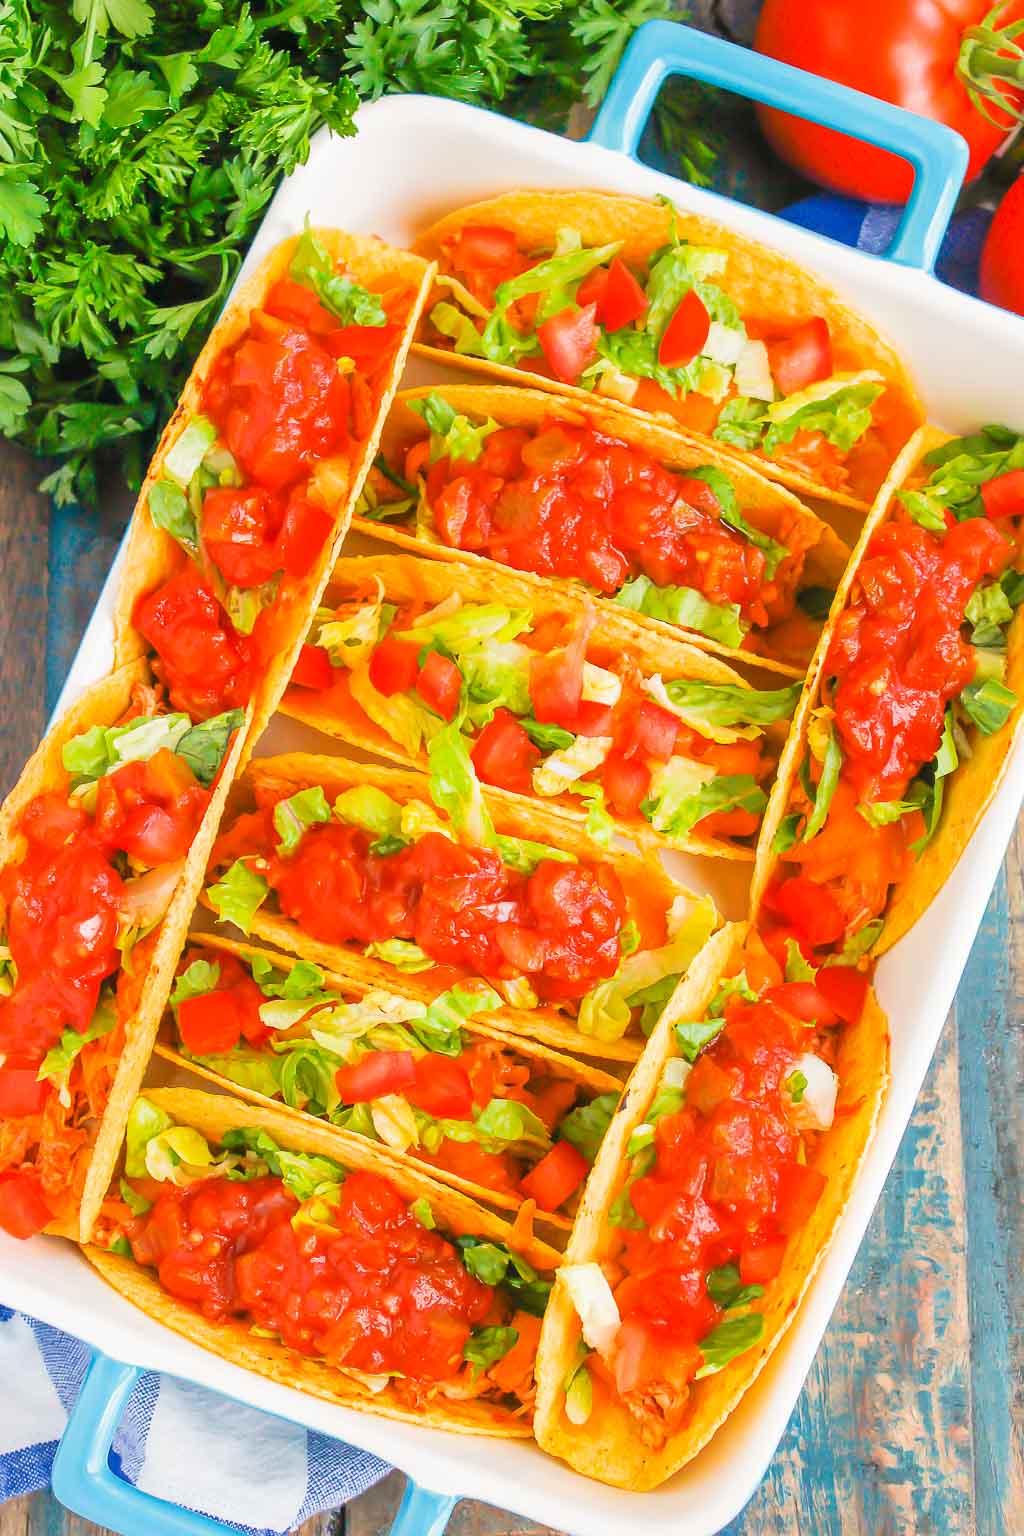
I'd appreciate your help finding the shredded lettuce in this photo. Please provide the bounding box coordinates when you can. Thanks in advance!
[495,835,577,875]
[289,226,386,327]
[221,1124,347,1202]
[641,759,766,843]
[577,895,717,1042]
[348,661,434,757]
[558,1092,619,1163]
[428,719,494,845]
[802,727,842,841]
[613,574,745,650]
[684,465,788,577]
[207,860,269,935]
[408,392,499,463]
[650,677,800,744]
[333,785,404,841]
[37,993,116,1107]
[170,958,220,1010]
[960,677,1016,735]
[62,712,192,783]
[695,1313,764,1379]
[363,939,434,972]
[762,374,884,455]
[273,786,332,856]
[124,1096,173,1178]
[176,710,245,785]
[454,1236,551,1315]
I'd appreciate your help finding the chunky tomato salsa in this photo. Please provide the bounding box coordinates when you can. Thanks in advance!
[764,428,1024,963]
[99,1101,550,1409]
[559,936,865,1447]
[364,395,828,660]
[133,229,412,720]
[208,793,630,1005]
[293,573,799,849]
[0,692,241,1239]
[426,216,898,496]
[169,944,617,1216]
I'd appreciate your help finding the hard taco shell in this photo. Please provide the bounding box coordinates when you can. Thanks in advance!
[354,383,850,677]
[0,664,246,1243]
[203,752,710,1064]
[156,930,622,1232]
[412,190,923,510]
[532,923,889,1488]
[112,229,434,767]
[86,1085,560,1436]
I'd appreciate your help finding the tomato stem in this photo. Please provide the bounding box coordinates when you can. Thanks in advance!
[958,11,1024,126]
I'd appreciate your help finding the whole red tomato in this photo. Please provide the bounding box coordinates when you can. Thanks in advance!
[981,176,1024,312]
[754,0,1024,203]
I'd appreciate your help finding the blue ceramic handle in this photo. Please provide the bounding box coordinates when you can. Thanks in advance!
[51,1352,240,1536]
[588,20,969,273]
[389,1480,458,1535]
[51,1350,459,1536]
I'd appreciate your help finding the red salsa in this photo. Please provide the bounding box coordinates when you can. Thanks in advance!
[0,748,210,1236]
[766,499,1020,960]
[594,967,837,1445]
[377,420,815,648]
[135,248,412,721]
[211,804,630,1004]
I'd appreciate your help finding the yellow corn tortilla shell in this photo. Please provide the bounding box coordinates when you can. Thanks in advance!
[533,923,889,1488]
[156,930,622,1233]
[112,229,434,769]
[281,550,794,862]
[353,383,849,678]
[0,664,247,1244]
[412,190,923,511]
[87,1085,560,1436]
[750,424,1024,955]
[204,752,712,1065]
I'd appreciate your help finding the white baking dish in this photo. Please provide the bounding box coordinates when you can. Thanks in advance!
[7,21,1024,1536]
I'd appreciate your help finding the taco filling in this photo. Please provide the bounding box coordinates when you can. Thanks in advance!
[133,228,416,721]
[556,936,865,1449]
[424,215,893,496]
[762,426,1024,962]
[291,561,800,851]
[362,392,834,662]
[94,1097,550,1413]
[166,943,620,1218]
[205,766,717,1048]
[0,690,243,1238]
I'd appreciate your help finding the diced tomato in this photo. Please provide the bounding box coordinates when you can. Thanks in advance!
[776,1162,827,1233]
[815,964,868,1024]
[618,700,678,762]
[133,567,252,721]
[0,1169,53,1240]
[765,875,846,948]
[176,991,243,1056]
[613,1316,660,1396]
[263,276,331,331]
[335,1050,417,1104]
[406,1055,474,1120]
[0,1062,48,1118]
[454,225,521,270]
[598,258,649,331]
[415,651,462,721]
[368,636,420,696]
[576,266,610,311]
[602,750,650,817]
[981,467,1024,520]
[763,981,836,1026]
[324,323,402,371]
[274,492,333,581]
[766,318,832,396]
[291,644,334,690]
[572,700,616,737]
[471,709,540,795]
[658,289,710,367]
[528,614,592,727]
[96,751,208,866]
[518,1139,588,1211]
[200,486,283,589]
[536,304,598,385]
[18,794,87,851]
[739,1236,787,1285]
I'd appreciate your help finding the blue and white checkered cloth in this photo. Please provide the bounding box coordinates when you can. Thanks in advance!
[0,190,990,1532]
[0,1304,389,1533]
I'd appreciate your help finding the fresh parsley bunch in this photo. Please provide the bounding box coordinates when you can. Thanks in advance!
[0,0,715,507]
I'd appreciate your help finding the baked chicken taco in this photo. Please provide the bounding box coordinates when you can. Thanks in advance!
[752,422,1024,963]
[202,754,719,1064]
[533,922,887,1489]
[0,664,246,1244]
[412,191,922,509]
[283,552,801,860]
[113,225,433,759]
[352,385,849,675]
[88,1088,559,1433]
[157,933,622,1231]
